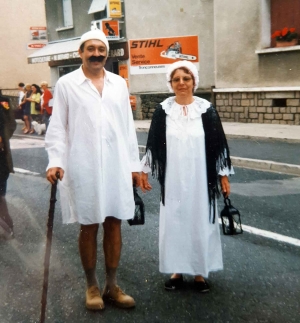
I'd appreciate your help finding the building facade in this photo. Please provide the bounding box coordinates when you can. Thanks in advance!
[29,0,300,124]
[213,0,300,125]
[0,0,50,90]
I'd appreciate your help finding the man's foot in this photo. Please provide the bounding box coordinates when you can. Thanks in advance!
[0,224,14,240]
[164,275,184,290]
[194,279,210,293]
[86,286,105,310]
[102,285,135,308]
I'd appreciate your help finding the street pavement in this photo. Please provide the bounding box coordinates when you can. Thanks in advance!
[0,120,299,323]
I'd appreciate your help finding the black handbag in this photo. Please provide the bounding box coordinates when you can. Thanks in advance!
[220,198,243,235]
[127,187,145,226]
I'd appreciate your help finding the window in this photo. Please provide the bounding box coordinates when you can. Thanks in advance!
[62,0,73,27]
[270,0,300,47]
[58,65,80,77]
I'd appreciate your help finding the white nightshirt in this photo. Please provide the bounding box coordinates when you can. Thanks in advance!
[142,97,234,276]
[45,67,140,224]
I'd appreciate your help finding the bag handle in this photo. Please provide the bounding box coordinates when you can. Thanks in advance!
[224,197,232,206]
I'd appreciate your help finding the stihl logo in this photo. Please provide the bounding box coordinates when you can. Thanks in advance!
[131,40,164,48]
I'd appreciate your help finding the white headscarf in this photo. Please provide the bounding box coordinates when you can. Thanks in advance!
[79,28,109,53]
[166,60,199,93]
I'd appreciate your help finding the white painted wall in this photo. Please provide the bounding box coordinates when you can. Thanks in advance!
[0,1,51,89]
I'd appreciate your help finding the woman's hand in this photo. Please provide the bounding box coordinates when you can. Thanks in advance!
[132,172,141,188]
[140,172,152,193]
[220,176,230,198]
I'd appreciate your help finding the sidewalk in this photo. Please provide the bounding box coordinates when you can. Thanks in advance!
[135,120,300,142]
[135,120,300,176]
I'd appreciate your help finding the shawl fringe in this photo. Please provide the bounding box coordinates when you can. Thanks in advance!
[145,103,231,223]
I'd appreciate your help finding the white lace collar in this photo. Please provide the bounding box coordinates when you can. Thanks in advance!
[161,96,211,120]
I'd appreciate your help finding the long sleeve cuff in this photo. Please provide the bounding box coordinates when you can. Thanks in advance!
[140,150,152,173]
[46,157,64,172]
[219,166,235,176]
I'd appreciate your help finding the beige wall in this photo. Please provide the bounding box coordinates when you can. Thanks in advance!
[214,0,300,88]
[0,0,50,89]
[125,0,214,93]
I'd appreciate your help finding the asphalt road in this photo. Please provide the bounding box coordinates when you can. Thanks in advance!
[0,138,299,323]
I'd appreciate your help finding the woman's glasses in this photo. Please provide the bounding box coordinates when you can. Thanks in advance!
[171,77,193,83]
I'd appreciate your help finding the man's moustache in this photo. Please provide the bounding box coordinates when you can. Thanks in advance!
[88,56,106,62]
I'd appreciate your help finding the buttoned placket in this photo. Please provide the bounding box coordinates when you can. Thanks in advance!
[85,77,106,218]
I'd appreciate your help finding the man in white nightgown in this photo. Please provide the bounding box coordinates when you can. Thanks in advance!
[45,29,140,310]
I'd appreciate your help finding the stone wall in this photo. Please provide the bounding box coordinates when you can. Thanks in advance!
[215,91,300,125]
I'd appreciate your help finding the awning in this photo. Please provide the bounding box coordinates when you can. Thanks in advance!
[27,38,81,64]
[88,0,106,14]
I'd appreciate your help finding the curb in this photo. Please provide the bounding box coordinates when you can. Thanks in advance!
[226,134,300,144]
[13,134,45,141]
[138,145,300,176]
[230,157,300,176]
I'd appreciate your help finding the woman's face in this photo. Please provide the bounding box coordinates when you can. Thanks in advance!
[170,68,194,98]
[31,86,37,93]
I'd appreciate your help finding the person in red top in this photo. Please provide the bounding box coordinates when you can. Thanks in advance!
[40,81,53,130]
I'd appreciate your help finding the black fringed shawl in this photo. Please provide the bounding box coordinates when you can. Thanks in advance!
[145,103,232,223]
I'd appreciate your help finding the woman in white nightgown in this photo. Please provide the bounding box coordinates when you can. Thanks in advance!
[140,61,234,292]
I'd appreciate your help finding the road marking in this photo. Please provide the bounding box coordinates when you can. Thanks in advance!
[218,219,300,247]
[10,137,45,150]
[14,168,40,176]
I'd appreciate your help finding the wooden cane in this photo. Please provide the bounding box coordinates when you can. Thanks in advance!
[40,175,58,323]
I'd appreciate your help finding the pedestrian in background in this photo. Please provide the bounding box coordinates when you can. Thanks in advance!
[17,82,25,129]
[20,84,32,134]
[40,81,53,131]
[46,29,140,311]
[17,82,25,108]
[27,84,42,133]
[140,60,234,292]
[0,90,16,240]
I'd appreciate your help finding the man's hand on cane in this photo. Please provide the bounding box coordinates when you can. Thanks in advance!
[47,167,64,184]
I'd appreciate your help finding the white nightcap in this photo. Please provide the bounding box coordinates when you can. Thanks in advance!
[79,28,109,52]
[166,60,199,92]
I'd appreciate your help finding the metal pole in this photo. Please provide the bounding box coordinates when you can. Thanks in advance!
[40,179,58,323]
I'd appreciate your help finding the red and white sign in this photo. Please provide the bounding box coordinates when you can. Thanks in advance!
[27,43,47,50]
[30,26,47,40]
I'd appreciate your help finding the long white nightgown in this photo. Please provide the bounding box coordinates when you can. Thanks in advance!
[142,97,233,277]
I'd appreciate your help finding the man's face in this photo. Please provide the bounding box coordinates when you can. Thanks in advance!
[79,39,107,73]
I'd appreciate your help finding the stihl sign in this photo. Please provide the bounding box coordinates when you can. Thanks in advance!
[129,36,199,75]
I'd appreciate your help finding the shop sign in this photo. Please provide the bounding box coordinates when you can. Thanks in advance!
[109,42,129,60]
[28,51,80,64]
[119,63,129,87]
[101,20,120,40]
[30,26,47,40]
[28,42,128,64]
[108,0,122,18]
[129,35,199,75]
